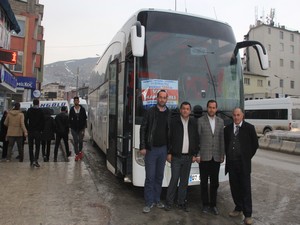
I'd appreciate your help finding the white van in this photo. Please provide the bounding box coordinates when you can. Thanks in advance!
[20,100,70,116]
[245,97,300,135]
[69,98,88,116]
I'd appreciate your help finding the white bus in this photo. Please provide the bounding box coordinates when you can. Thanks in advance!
[245,97,300,135]
[88,9,268,187]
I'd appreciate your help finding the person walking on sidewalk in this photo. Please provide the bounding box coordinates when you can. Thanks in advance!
[4,103,28,162]
[196,99,225,215]
[69,96,87,161]
[54,106,71,161]
[165,101,199,212]
[0,111,9,159]
[41,108,56,162]
[139,90,171,213]
[25,99,44,167]
[224,108,258,225]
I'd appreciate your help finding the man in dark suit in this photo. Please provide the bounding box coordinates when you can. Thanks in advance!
[165,101,199,212]
[196,99,224,215]
[224,108,258,225]
[25,99,44,167]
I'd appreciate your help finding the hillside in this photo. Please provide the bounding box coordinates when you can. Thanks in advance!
[43,57,98,89]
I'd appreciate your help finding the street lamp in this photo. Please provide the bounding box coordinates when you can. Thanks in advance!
[274,75,289,98]
[267,86,278,98]
[76,67,79,96]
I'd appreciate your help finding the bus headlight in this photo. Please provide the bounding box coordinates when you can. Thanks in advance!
[135,149,145,166]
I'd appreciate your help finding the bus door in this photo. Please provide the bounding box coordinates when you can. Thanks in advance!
[107,60,118,174]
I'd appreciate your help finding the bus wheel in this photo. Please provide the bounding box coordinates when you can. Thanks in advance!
[263,128,272,135]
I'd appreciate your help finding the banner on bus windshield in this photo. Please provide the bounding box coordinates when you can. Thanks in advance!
[141,79,178,109]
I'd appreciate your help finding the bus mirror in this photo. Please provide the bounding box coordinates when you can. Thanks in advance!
[253,44,269,70]
[235,41,269,70]
[131,22,145,57]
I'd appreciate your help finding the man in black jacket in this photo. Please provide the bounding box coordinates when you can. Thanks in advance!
[140,90,171,213]
[224,108,258,225]
[25,98,44,167]
[69,96,87,161]
[54,106,70,161]
[165,101,199,212]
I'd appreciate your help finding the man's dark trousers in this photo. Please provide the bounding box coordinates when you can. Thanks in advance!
[166,155,192,205]
[199,158,220,207]
[227,160,252,217]
[28,131,41,163]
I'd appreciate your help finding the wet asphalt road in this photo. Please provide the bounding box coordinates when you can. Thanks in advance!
[82,138,300,225]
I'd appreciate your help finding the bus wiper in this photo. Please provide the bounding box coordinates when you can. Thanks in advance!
[203,55,217,100]
[187,45,217,101]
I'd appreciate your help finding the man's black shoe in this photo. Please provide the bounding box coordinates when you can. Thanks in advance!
[33,161,40,167]
[211,206,219,215]
[202,206,210,214]
[178,203,190,212]
[164,204,172,211]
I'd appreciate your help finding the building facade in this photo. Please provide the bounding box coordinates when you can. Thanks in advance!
[244,21,300,99]
[8,0,44,102]
[0,0,20,114]
[42,82,65,100]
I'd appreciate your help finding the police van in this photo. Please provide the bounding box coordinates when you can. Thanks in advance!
[20,100,70,117]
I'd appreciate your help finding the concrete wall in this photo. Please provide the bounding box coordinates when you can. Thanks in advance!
[258,131,300,155]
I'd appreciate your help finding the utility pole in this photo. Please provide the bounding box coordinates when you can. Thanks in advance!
[76,67,79,97]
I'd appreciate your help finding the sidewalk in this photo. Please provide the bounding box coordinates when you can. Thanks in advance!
[0,141,110,225]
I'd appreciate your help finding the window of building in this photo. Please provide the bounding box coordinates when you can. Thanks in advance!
[257,80,263,87]
[290,33,294,42]
[290,60,294,69]
[279,31,284,39]
[12,18,25,37]
[268,80,271,87]
[268,28,271,34]
[268,60,271,68]
[268,44,271,51]
[37,41,41,54]
[9,51,23,72]
[244,78,250,85]
[280,43,284,51]
[280,59,284,67]
[279,79,283,88]
[290,45,294,53]
[291,80,295,89]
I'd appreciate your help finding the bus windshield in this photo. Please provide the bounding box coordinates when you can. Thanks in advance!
[136,11,242,117]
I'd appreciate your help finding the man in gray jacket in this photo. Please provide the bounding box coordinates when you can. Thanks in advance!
[196,99,224,215]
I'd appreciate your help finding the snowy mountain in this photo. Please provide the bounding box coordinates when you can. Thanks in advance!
[43,57,98,89]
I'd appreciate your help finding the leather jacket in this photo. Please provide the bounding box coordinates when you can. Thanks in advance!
[139,106,171,150]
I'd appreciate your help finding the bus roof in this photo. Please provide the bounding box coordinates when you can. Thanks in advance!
[245,97,300,108]
[131,8,230,27]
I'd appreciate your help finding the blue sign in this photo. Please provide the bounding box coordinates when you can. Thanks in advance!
[16,76,36,89]
[1,67,17,88]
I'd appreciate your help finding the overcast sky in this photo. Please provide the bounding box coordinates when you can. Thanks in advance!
[39,0,299,64]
